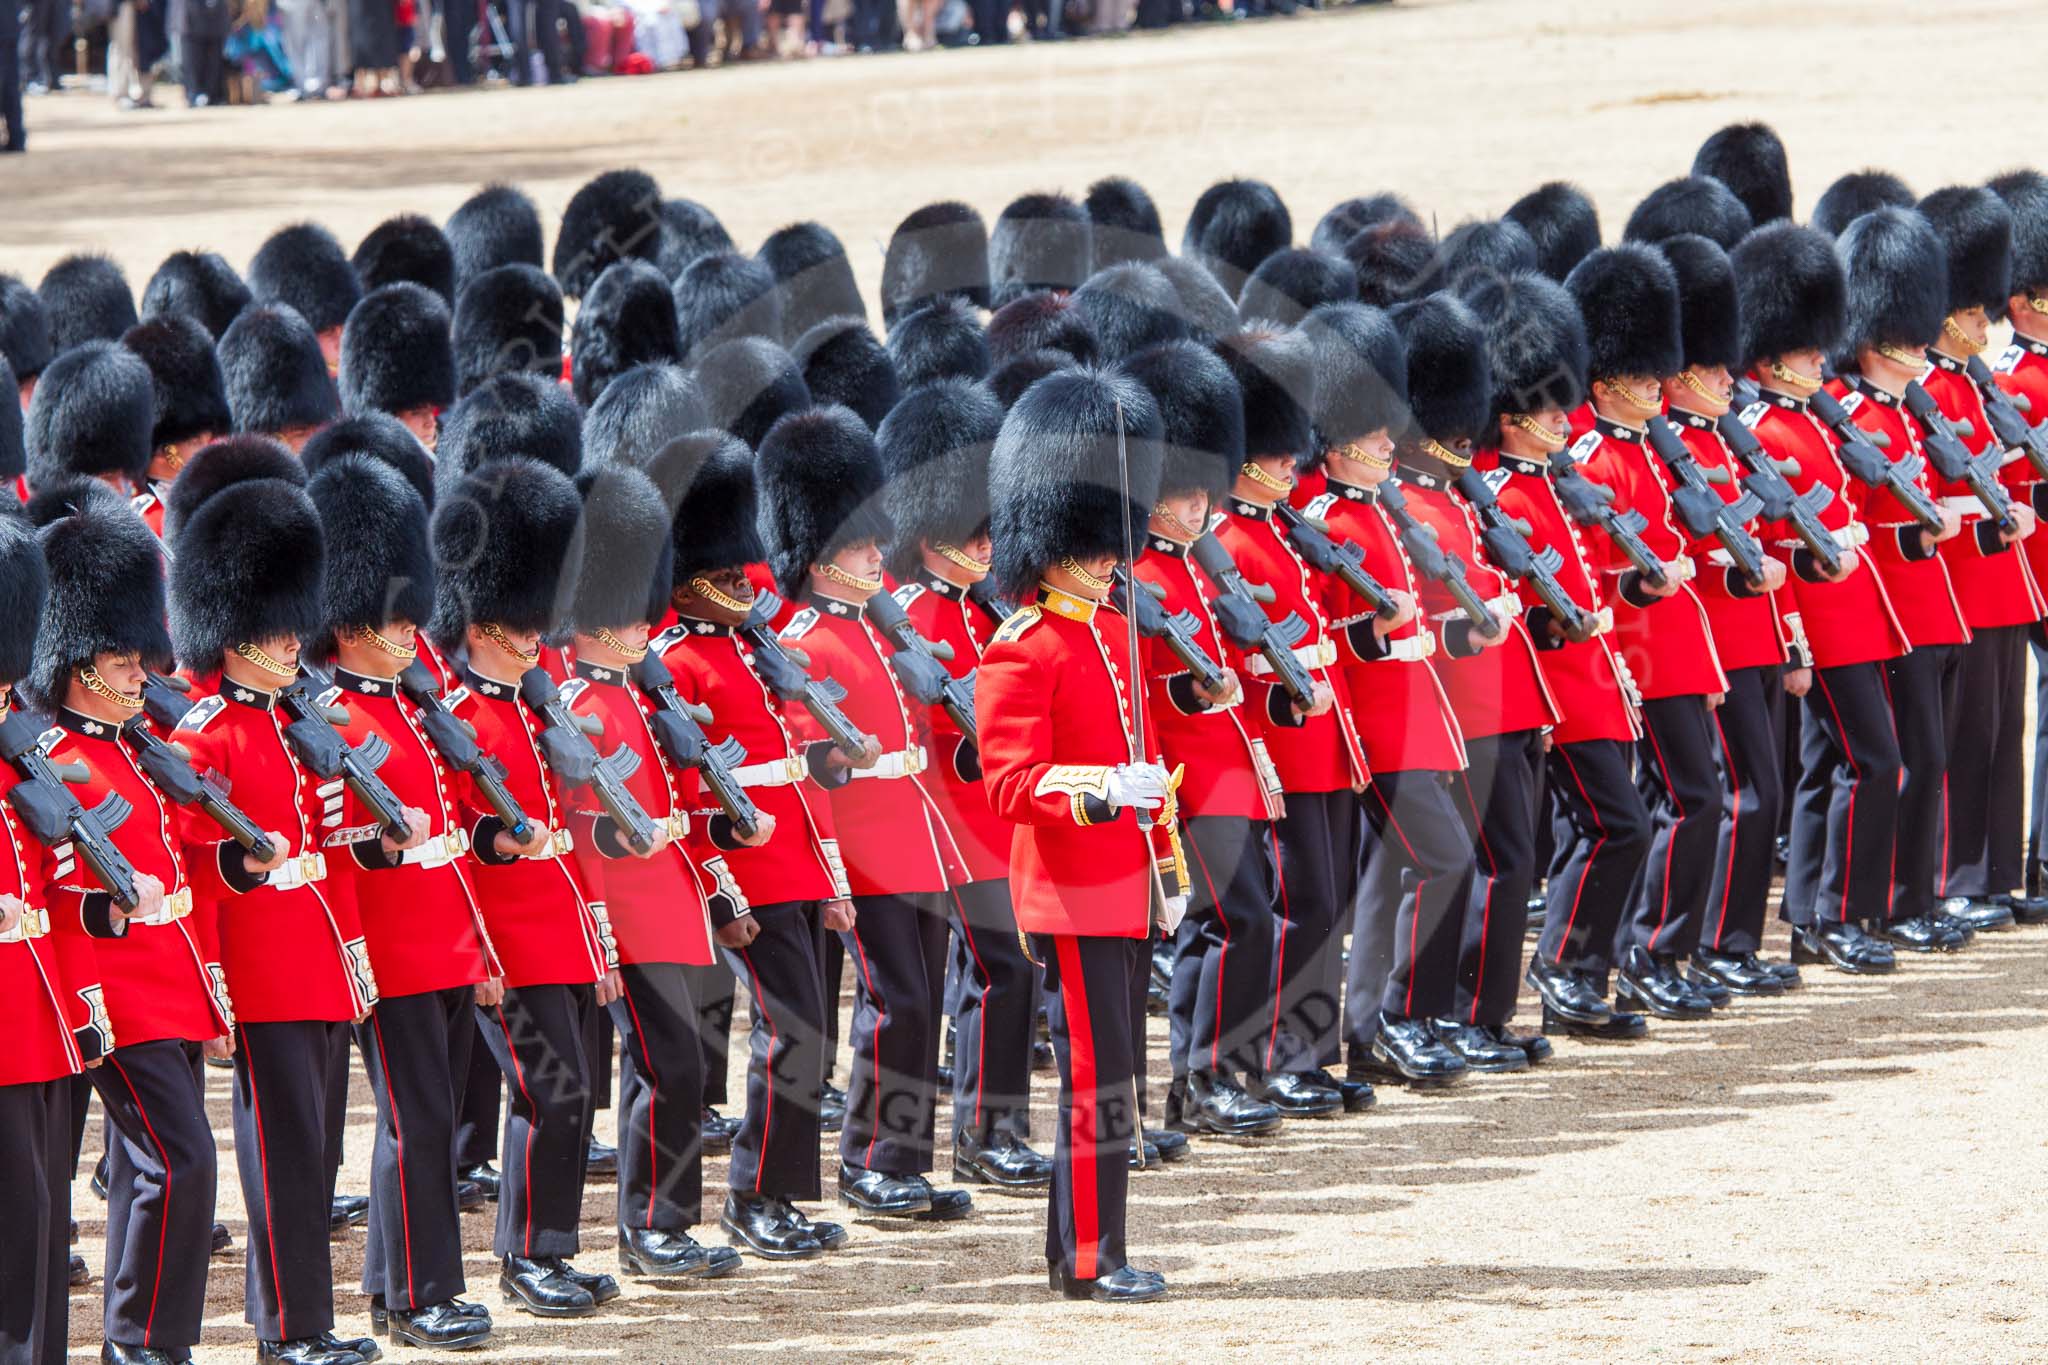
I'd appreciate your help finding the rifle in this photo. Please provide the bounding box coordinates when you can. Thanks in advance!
[1272,504,1400,620]
[966,577,1018,630]
[142,671,195,731]
[1110,568,1228,695]
[739,591,875,762]
[1714,412,1844,577]
[1903,380,2017,533]
[516,667,658,856]
[1375,478,1503,639]
[276,668,412,842]
[864,589,979,746]
[1965,354,2048,481]
[395,660,534,845]
[1547,451,1679,589]
[0,710,142,912]
[1453,470,1598,643]
[1645,416,1770,586]
[626,656,762,841]
[120,719,276,861]
[1807,388,1946,534]
[1188,532,1320,710]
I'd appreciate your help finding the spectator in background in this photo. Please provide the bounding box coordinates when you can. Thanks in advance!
[1,0,20,151]
[507,0,562,82]
[277,0,341,96]
[109,0,167,107]
[441,0,475,83]
[764,0,804,59]
[19,0,61,97]
[178,0,233,103]
[350,0,400,94]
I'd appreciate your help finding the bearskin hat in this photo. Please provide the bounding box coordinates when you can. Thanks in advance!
[1393,293,1495,449]
[1085,176,1167,271]
[141,251,250,340]
[571,463,674,629]
[988,367,1163,599]
[663,431,765,580]
[757,222,865,339]
[1311,194,1422,257]
[875,378,1003,577]
[1118,340,1242,500]
[1182,179,1293,292]
[571,260,683,407]
[674,251,783,358]
[1566,244,1683,381]
[989,349,1076,412]
[339,283,455,418]
[25,481,173,709]
[38,255,138,354]
[1918,186,2013,317]
[0,507,47,686]
[986,291,1096,366]
[1505,182,1602,282]
[162,435,306,545]
[1657,235,1743,372]
[1237,248,1358,328]
[1216,325,1316,461]
[1623,176,1754,250]
[25,341,154,490]
[169,477,326,675]
[300,413,435,510]
[1153,256,1241,344]
[0,275,53,380]
[582,363,708,471]
[1072,263,1188,362]
[553,168,665,299]
[217,304,339,434]
[881,201,990,328]
[756,404,894,598]
[1299,301,1407,453]
[1693,122,1793,227]
[308,454,435,643]
[1731,222,1847,366]
[1413,219,1540,300]
[695,337,813,450]
[888,295,992,388]
[1341,219,1437,308]
[446,184,546,283]
[655,199,736,281]
[0,357,21,481]
[795,317,901,430]
[249,224,361,334]
[1461,273,1586,427]
[1811,170,1915,239]
[452,263,564,396]
[122,314,232,451]
[435,371,583,502]
[352,215,457,306]
[430,456,582,643]
[1990,170,2048,304]
[1839,206,1948,356]
[988,192,1093,310]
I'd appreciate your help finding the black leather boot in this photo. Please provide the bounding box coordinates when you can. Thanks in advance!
[1616,948,1714,1020]
[1252,1070,1343,1116]
[1692,949,1787,996]
[1370,1013,1468,1087]
[955,1131,1055,1188]
[1188,1071,1284,1134]
[720,1192,824,1260]
[837,1162,934,1216]
[1049,1262,1167,1303]
[1790,921,1895,974]
[1430,1019,1529,1073]
[376,1300,493,1351]
[498,1256,599,1317]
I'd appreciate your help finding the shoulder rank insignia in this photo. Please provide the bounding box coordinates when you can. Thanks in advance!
[891,582,926,609]
[1303,492,1338,520]
[1739,400,1770,428]
[558,677,591,706]
[1480,466,1513,494]
[1994,343,2024,375]
[1567,429,1603,461]
[442,684,471,709]
[780,607,820,640]
[36,726,63,757]
[316,685,344,708]
[181,695,227,732]
[1839,389,1865,414]
[990,604,1043,644]
[651,624,688,654]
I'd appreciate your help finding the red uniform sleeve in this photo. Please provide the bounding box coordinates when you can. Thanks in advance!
[977,636,1122,829]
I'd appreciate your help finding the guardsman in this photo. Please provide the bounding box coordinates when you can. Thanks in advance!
[1566,244,1734,1019]
[1730,223,1911,974]
[26,481,229,1365]
[337,283,455,451]
[2,274,54,416]
[429,455,624,1319]
[215,305,341,453]
[118,315,232,539]
[1210,325,1368,1114]
[978,366,1181,1304]
[877,378,1058,1187]
[307,453,498,1351]
[247,223,360,378]
[652,432,854,1262]
[23,340,154,501]
[756,404,978,1223]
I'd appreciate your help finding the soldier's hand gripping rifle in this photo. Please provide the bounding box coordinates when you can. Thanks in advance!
[1375,478,1504,640]
[0,709,141,911]
[1110,569,1228,695]
[1965,353,2048,481]
[1904,380,2018,534]
[1715,411,1845,577]
[1807,388,1946,534]
[739,591,876,763]
[626,656,762,841]
[863,589,979,747]
[1272,504,1401,620]
[1646,416,1770,587]
[516,667,658,856]
[120,719,276,861]
[1187,532,1320,710]
[1453,470,1599,643]
[1547,450,1681,589]
[395,660,534,845]
[277,668,412,842]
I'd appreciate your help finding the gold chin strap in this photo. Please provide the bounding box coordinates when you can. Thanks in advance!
[1336,440,1394,469]
[1599,376,1663,415]
[79,666,146,711]
[1421,438,1473,469]
[592,626,648,662]
[689,575,754,615]
[1239,461,1294,495]
[1508,415,1568,451]
[1875,341,1926,370]
[2028,292,2048,316]
[1941,316,1987,355]
[814,561,883,593]
[478,622,541,663]
[1676,369,1733,412]
[1057,556,1112,592]
[1767,360,1823,392]
[1150,502,1202,542]
[934,543,992,575]
[234,641,297,678]
[347,623,417,661]
[158,443,188,473]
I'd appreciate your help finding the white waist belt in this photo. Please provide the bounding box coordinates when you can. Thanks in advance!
[1381,633,1437,663]
[524,828,575,860]
[1242,638,1336,676]
[133,887,195,926]
[0,907,51,942]
[266,851,329,892]
[733,754,807,789]
[1941,495,1988,518]
[397,829,470,869]
[846,746,928,781]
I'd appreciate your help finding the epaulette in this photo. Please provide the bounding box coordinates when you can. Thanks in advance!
[1303,491,1338,520]
[558,677,591,707]
[891,583,925,609]
[1738,400,1770,428]
[1567,430,1603,461]
[780,607,820,640]
[181,695,227,732]
[652,623,688,654]
[1839,389,1865,414]
[990,604,1043,644]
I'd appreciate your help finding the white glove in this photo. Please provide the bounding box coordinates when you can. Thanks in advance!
[1155,893,1189,935]
[1106,762,1170,813]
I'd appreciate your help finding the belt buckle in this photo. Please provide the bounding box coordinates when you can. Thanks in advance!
[551,828,574,857]
[906,746,926,777]
[445,829,469,859]
[666,813,690,842]
[162,887,193,922]
[0,907,48,942]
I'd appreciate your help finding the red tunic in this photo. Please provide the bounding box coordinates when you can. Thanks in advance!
[893,574,1014,883]
[1664,410,1790,671]
[1918,355,2046,629]
[131,485,168,542]
[1833,378,1971,648]
[0,767,101,1084]
[1993,333,2048,596]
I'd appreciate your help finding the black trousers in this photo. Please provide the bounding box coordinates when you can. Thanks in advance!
[232,1020,349,1341]
[454,1018,501,1170]
[1703,664,1786,955]
[822,930,844,1070]
[0,1079,70,1365]
[90,1041,215,1350]
[1038,933,1142,1281]
[180,29,225,103]
[443,0,476,79]
[1351,770,1474,1028]
[679,960,735,1109]
[1618,697,1720,961]
[357,987,474,1311]
[478,983,594,1260]
[1944,622,2027,899]
[1784,660,1902,925]
[1264,789,1357,1075]
[610,962,703,1232]
[945,877,1035,1145]
[0,0,19,152]
[17,0,59,90]
[1883,644,1961,922]
[2030,630,2048,896]
[506,0,560,82]
[1170,815,1275,1079]
[1539,737,1652,976]
[1453,730,1544,1024]
[727,900,828,1201]
[839,890,948,1174]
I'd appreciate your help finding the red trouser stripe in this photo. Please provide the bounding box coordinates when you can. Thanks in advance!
[1184,834,1229,1073]
[1455,772,1500,1023]
[618,983,660,1230]
[239,1028,291,1338]
[1817,670,1862,923]
[493,1004,539,1258]
[369,1015,418,1307]
[846,925,887,1170]
[734,946,779,1194]
[1262,825,1289,1072]
[1368,785,1430,1019]
[1709,711,1741,950]
[106,1054,173,1345]
[1552,746,1606,966]
[1052,935,1100,1280]
[1639,719,1686,953]
[948,888,989,1132]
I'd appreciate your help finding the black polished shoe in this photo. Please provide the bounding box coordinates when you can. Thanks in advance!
[1791,922,1895,974]
[375,1300,492,1350]
[100,1343,181,1365]
[457,1162,500,1200]
[1486,1024,1552,1064]
[255,1339,360,1365]
[1145,1127,1189,1162]
[585,1139,618,1177]
[1163,1075,1196,1134]
[497,1255,598,1318]
[1880,914,1965,953]
[1371,1013,1469,1087]
[329,1194,370,1233]
[454,1178,483,1213]
[210,1223,233,1256]
[1186,1071,1285,1134]
[1944,896,2016,932]
[954,1131,1055,1188]
[618,1226,743,1278]
[818,1082,847,1133]
[369,1294,491,1331]
[554,1259,619,1304]
[905,1176,975,1220]
[1616,949,1714,1021]
[1753,953,1802,986]
[2003,892,2048,925]
[1431,1019,1529,1073]
[837,1162,934,1216]
[1253,1069,1343,1115]
[1682,967,1733,1008]
[700,1106,740,1154]
[1126,1136,1162,1169]
[1049,1262,1167,1303]
[70,1253,89,1286]
[787,1204,848,1251]
[1032,1038,1055,1071]
[1524,956,1614,1027]
[91,1152,109,1200]
[719,1192,823,1260]
[1693,949,1788,996]
[312,1331,379,1363]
